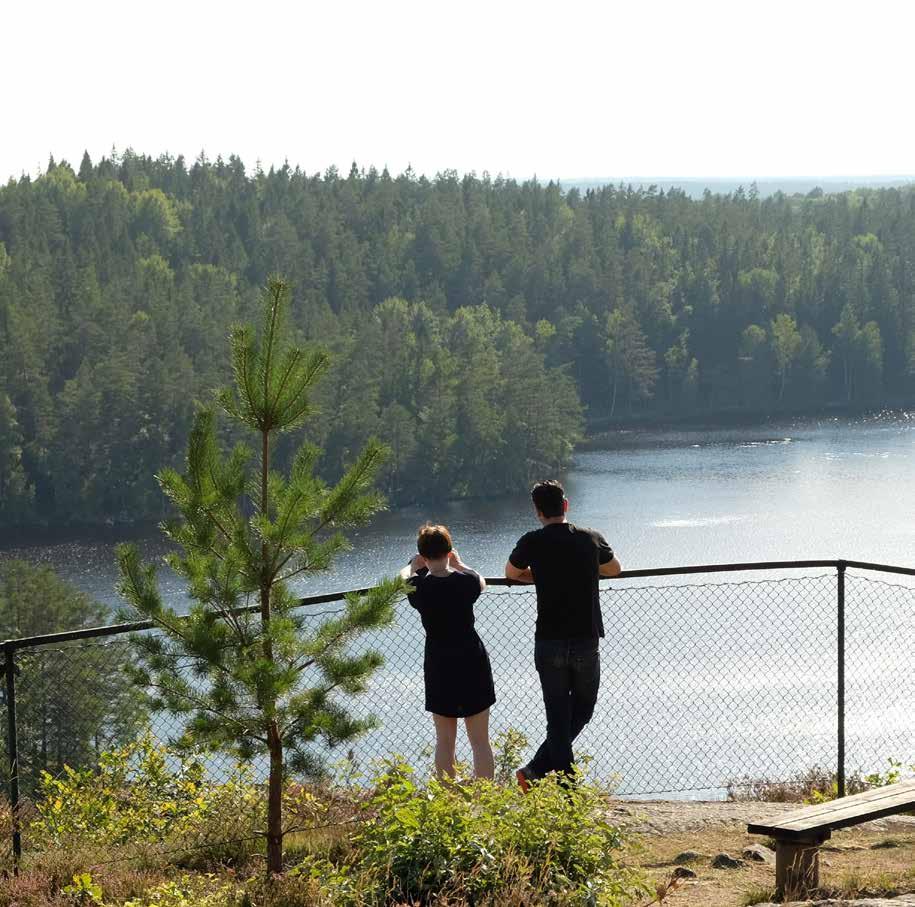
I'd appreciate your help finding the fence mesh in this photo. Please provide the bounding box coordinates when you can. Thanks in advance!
[845,573,915,778]
[2,567,915,868]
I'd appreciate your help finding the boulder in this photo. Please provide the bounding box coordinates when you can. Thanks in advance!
[673,849,703,864]
[711,852,745,869]
[671,866,697,880]
[742,843,775,864]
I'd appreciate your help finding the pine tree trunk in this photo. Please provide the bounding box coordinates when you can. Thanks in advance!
[266,721,284,873]
[260,426,284,874]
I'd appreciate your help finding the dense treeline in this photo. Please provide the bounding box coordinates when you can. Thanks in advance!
[0,560,145,787]
[1,151,914,526]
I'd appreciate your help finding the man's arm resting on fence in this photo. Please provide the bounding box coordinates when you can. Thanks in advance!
[505,561,534,583]
[599,556,622,578]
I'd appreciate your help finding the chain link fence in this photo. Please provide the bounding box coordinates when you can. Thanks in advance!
[2,561,915,868]
[845,573,915,778]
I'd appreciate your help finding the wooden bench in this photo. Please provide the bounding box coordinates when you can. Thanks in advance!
[748,779,915,898]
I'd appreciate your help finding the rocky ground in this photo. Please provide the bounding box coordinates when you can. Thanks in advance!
[615,800,915,836]
[757,899,915,906]
[619,800,915,907]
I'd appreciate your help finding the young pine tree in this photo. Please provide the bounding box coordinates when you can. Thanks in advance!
[116,278,406,873]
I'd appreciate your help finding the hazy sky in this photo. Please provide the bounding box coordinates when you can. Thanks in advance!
[5,0,915,183]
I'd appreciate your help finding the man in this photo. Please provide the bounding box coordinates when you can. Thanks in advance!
[505,479,621,789]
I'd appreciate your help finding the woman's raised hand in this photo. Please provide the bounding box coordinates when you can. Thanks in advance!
[449,549,485,590]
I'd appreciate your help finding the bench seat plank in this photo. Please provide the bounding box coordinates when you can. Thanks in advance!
[748,779,915,840]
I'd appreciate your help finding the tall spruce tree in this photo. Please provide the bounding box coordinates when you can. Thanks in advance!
[604,305,658,416]
[116,277,405,873]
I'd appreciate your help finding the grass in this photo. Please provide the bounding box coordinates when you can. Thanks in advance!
[739,885,776,907]
[726,758,912,805]
[0,830,913,906]
[0,766,647,906]
[871,835,904,848]
[7,820,915,906]
[8,748,915,907]
[634,823,915,906]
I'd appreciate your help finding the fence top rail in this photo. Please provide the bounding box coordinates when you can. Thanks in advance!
[842,559,915,578]
[2,557,911,653]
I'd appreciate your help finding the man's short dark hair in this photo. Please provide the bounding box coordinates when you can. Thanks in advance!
[531,480,565,518]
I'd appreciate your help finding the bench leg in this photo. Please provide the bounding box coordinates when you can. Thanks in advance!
[775,838,820,900]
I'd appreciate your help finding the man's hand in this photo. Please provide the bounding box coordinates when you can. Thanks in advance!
[505,561,534,583]
[599,556,622,578]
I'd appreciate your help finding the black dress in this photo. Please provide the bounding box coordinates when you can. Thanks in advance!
[408,569,496,718]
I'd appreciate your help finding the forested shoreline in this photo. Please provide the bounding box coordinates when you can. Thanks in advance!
[1,151,914,527]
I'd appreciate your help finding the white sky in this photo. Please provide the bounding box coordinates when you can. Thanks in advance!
[4,0,915,183]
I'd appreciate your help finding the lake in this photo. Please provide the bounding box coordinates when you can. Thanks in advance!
[3,412,915,797]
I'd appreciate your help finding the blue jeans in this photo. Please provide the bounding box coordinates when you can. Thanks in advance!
[527,638,600,779]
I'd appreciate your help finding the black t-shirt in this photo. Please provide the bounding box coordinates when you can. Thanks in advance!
[407,568,482,643]
[509,522,613,640]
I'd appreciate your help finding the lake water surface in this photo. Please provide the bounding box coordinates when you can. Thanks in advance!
[3,413,914,796]
[5,412,914,603]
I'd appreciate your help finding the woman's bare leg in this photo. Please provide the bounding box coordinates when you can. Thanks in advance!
[432,714,458,777]
[464,709,494,780]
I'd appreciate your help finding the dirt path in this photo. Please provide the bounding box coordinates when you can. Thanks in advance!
[615,800,915,836]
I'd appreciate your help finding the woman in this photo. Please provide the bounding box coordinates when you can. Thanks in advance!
[400,524,495,779]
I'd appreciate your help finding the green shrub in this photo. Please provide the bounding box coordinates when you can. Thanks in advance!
[492,727,529,786]
[31,735,261,860]
[62,873,103,905]
[28,736,341,871]
[303,758,647,906]
[121,875,240,907]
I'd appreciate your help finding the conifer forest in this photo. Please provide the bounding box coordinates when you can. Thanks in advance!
[1,151,913,527]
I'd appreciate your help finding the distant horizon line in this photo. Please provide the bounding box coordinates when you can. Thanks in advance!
[557,174,915,183]
[9,150,915,188]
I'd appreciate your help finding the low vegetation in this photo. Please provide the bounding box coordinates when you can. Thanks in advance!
[0,737,648,907]
[727,757,912,803]
[313,758,648,905]
[7,734,915,905]
[29,735,263,860]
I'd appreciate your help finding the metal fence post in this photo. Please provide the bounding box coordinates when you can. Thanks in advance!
[836,560,846,799]
[3,641,21,866]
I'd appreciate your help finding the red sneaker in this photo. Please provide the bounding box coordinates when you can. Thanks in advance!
[516,768,531,794]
